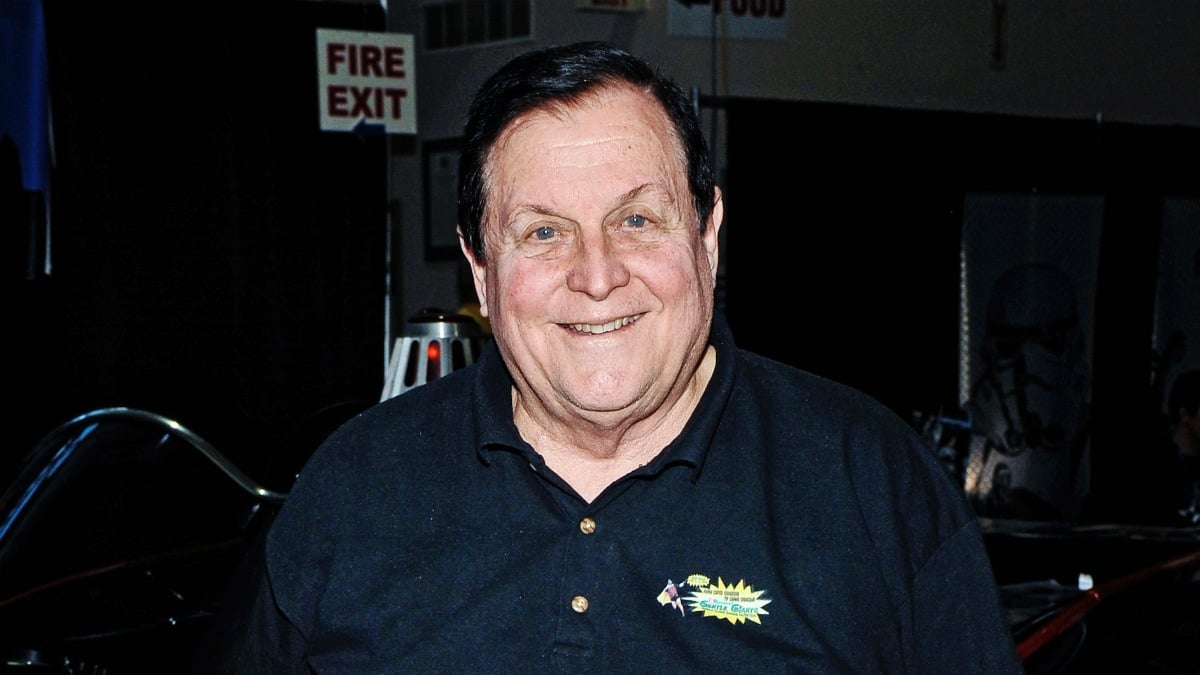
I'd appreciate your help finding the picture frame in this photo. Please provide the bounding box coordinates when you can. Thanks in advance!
[422,137,462,261]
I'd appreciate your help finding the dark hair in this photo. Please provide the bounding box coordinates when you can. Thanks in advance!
[1167,369,1200,427]
[456,41,715,263]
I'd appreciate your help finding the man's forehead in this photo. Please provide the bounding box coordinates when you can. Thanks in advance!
[521,81,652,118]
[485,91,683,187]
[495,83,671,147]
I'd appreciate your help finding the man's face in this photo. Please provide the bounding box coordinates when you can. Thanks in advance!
[465,84,722,426]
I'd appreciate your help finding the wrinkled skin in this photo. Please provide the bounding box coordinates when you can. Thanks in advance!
[461,84,723,499]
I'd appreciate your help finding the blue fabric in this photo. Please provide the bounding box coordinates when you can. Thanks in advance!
[1,0,51,192]
[218,315,1025,673]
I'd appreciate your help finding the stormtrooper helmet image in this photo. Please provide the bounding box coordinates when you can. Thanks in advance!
[965,262,1091,520]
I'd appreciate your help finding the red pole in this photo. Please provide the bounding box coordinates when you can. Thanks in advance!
[1016,547,1200,661]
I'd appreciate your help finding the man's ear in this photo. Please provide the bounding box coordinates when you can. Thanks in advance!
[704,187,723,280]
[458,228,489,317]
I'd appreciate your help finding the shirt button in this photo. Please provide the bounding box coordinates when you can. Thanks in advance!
[571,595,589,613]
[579,517,596,535]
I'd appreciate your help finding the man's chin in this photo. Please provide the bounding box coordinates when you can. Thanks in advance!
[561,379,655,418]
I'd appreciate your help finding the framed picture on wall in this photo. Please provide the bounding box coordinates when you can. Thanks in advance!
[423,137,461,260]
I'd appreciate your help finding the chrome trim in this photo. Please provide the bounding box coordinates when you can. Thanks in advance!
[21,407,288,504]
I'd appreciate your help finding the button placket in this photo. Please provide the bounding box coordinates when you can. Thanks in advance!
[567,517,597,614]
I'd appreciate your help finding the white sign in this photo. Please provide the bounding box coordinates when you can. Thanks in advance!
[316,29,416,135]
[667,0,788,41]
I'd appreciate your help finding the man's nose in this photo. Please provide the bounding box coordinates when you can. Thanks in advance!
[566,234,630,300]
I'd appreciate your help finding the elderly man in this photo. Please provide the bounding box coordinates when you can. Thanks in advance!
[213,42,1023,673]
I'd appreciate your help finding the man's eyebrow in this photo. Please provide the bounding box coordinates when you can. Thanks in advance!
[511,203,568,220]
[507,183,677,224]
[616,183,673,206]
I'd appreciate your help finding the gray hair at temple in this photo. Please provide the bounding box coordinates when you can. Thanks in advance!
[455,41,717,264]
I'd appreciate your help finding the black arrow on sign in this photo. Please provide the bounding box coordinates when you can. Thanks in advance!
[353,118,387,140]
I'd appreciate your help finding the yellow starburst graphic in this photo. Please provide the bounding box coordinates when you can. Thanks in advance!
[684,577,772,624]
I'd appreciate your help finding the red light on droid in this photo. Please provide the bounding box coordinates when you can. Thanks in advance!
[427,340,442,380]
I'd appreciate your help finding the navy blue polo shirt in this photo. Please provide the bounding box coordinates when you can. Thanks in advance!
[232,316,1022,674]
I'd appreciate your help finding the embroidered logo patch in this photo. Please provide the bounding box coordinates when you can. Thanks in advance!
[656,574,772,624]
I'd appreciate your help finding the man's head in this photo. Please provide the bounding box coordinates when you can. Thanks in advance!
[456,42,724,430]
[457,41,716,264]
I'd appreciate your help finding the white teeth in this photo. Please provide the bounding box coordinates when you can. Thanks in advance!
[569,314,642,335]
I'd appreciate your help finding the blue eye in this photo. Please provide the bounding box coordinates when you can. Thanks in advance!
[625,214,646,227]
[534,226,555,240]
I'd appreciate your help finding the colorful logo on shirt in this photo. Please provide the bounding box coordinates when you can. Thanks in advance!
[656,574,772,624]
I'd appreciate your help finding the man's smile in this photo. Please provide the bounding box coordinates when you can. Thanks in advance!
[564,313,644,335]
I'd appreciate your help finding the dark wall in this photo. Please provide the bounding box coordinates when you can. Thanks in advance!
[721,97,1200,504]
[723,100,965,418]
[9,2,388,483]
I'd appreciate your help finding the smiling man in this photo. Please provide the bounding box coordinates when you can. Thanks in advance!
[469,79,721,501]
[213,42,1024,674]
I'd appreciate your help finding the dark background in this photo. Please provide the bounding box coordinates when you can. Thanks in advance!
[8,2,389,485]
[7,3,1200,507]
[722,98,1199,514]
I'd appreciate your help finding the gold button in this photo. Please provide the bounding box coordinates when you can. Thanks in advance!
[579,517,596,535]
[571,595,589,613]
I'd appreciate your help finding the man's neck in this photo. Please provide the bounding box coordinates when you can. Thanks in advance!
[513,345,717,502]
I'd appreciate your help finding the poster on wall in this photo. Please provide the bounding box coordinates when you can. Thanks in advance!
[316,29,416,135]
[423,137,461,261]
[958,192,1104,522]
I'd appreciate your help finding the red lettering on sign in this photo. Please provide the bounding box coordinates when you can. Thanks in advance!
[350,86,375,116]
[382,88,408,118]
[326,42,407,77]
[326,85,409,121]
[359,45,383,76]
[384,47,405,78]
[327,43,348,75]
[328,85,350,116]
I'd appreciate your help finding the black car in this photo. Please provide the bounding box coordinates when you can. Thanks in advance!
[0,408,289,674]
